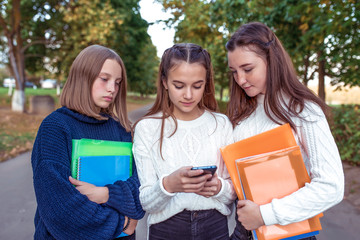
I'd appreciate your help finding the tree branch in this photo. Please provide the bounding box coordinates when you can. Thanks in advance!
[0,15,10,36]
[22,39,49,53]
[25,54,44,58]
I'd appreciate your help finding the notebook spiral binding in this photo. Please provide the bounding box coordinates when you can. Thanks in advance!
[76,157,81,180]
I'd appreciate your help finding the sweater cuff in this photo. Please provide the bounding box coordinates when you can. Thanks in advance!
[260,203,278,226]
[159,174,176,196]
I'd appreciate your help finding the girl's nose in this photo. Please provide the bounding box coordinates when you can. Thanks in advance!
[183,87,192,99]
[107,81,116,93]
[235,72,246,86]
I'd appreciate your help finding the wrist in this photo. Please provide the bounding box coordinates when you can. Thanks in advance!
[123,217,131,232]
[101,187,109,203]
[215,178,222,194]
[162,176,173,193]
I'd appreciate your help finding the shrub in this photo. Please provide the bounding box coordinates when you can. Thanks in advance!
[329,105,360,166]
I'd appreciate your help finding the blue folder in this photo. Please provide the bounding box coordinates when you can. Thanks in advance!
[77,155,131,186]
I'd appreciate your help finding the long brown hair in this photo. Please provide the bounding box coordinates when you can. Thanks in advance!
[134,43,218,158]
[226,22,328,130]
[60,44,131,132]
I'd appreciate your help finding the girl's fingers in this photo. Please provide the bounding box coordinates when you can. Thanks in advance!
[69,176,81,185]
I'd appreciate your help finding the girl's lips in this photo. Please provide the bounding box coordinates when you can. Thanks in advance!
[103,96,113,102]
[181,101,194,106]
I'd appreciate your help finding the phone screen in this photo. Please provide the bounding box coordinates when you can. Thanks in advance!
[191,165,217,175]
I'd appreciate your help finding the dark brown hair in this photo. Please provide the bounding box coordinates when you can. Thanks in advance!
[134,43,218,158]
[226,22,328,130]
[60,44,131,131]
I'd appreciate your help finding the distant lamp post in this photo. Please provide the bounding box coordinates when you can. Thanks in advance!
[56,84,61,96]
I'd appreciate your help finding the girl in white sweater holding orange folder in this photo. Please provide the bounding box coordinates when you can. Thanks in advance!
[226,22,344,240]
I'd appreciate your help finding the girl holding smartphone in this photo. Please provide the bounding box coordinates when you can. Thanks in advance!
[133,43,236,240]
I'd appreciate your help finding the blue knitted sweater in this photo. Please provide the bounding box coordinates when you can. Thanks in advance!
[31,107,144,240]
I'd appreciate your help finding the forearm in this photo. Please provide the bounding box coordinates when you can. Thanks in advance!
[261,115,344,226]
[212,177,237,204]
[106,174,144,220]
[34,161,124,239]
[139,176,174,213]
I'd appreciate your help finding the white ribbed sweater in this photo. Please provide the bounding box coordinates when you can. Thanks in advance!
[233,95,344,226]
[133,111,236,226]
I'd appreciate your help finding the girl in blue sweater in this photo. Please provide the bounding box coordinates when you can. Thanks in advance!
[31,45,144,240]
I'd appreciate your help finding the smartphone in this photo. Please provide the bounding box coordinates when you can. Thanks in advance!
[191,165,217,175]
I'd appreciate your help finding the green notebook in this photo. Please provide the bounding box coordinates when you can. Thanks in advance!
[71,139,133,179]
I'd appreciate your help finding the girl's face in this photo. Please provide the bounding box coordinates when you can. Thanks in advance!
[92,59,122,111]
[227,46,267,97]
[163,62,206,121]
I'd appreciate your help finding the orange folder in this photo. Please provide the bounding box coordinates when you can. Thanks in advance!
[220,123,297,200]
[235,146,322,240]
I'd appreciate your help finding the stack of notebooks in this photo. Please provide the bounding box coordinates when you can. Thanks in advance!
[220,124,323,240]
[71,138,133,186]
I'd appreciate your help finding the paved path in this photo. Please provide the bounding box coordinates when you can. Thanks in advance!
[1,104,359,239]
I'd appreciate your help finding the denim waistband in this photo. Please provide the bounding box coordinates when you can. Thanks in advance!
[178,209,220,221]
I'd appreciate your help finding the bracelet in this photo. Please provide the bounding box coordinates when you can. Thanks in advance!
[123,217,131,232]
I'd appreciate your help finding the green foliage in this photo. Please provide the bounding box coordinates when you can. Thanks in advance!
[0,131,33,152]
[0,87,59,107]
[109,0,158,96]
[1,0,158,98]
[330,105,360,165]
[158,0,360,100]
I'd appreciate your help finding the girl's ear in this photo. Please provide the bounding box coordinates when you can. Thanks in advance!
[162,78,168,90]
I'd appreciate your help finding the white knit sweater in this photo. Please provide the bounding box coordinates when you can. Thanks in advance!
[133,110,236,226]
[233,94,344,226]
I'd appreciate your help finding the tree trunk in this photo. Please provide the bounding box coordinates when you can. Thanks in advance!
[4,0,27,112]
[220,86,223,101]
[317,50,326,101]
[12,90,26,112]
[302,55,310,87]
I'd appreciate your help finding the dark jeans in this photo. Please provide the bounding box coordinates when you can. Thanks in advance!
[149,209,229,240]
[114,232,135,240]
[230,201,317,240]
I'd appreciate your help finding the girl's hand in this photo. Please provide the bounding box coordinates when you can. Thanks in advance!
[236,200,264,230]
[69,176,109,204]
[196,173,222,197]
[123,217,138,235]
[163,166,212,193]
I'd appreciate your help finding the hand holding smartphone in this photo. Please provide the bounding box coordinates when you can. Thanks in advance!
[191,165,217,176]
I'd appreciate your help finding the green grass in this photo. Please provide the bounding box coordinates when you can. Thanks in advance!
[0,131,33,152]
[0,87,60,107]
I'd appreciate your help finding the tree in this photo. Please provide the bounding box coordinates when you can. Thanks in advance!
[0,0,158,113]
[53,0,158,96]
[109,0,158,96]
[0,0,65,112]
[157,0,360,101]
[251,0,360,100]
[1,0,27,111]
[157,0,237,100]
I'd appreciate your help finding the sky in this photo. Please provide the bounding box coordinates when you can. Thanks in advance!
[139,0,175,57]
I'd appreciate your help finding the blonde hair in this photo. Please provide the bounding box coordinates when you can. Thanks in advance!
[60,45,131,131]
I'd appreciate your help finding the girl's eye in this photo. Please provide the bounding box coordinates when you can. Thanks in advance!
[174,85,183,89]
[244,68,253,73]
[193,85,202,89]
[115,81,121,86]
[100,77,108,81]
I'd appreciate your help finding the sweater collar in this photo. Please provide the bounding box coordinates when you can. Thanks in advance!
[57,106,108,124]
